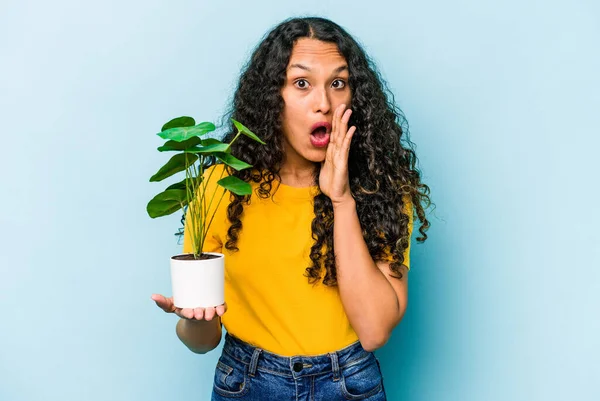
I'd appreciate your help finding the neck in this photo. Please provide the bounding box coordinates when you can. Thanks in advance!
[278,162,317,187]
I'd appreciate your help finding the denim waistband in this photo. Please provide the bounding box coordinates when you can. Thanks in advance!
[221,333,373,379]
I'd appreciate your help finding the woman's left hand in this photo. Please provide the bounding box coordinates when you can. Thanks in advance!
[319,103,357,206]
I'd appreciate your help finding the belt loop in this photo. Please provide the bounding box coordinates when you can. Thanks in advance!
[329,352,340,382]
[248,348,262,377]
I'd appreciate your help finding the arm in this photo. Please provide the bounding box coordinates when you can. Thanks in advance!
[333,198,410,352]
[151,293,226,354]
[176,164,227,354]
[175,317,222,354]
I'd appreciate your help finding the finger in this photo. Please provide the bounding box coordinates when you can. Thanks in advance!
[151,293,165,305]
[215,303,227,317]
[332,104,343,146]
[178,308,193,319]
[193,307,205,320]
[152,294,175,313]
[342,108,352,125]
[336,104,347,146]
[339,109,352,148]
[342,126,356,154]
[326,132,335,162]
[330,105,337,146]
[204,307,216,321]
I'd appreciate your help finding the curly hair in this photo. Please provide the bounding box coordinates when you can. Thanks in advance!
[183,16,432,285]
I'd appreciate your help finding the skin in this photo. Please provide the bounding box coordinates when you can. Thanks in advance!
[151,38,408,353]
[279,38,353,187]
[282,39,409,351]
[151,38,351,323]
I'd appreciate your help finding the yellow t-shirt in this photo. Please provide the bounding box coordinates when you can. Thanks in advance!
[183,163,412,356]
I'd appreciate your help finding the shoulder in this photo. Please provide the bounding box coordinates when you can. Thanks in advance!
[201,163,230,187]
[203,163,229,177]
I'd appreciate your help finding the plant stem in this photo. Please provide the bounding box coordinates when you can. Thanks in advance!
[225,131,242,151]
[197,157,206,259]
[185,154,198,257]
[202,166,227,251]
[187,127,244,258]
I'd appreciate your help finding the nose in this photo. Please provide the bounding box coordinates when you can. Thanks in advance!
[312,87,331,115]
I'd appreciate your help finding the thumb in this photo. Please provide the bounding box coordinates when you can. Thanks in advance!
[151,294,175,313]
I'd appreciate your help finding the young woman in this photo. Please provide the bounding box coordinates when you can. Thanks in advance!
[152,16,431,401]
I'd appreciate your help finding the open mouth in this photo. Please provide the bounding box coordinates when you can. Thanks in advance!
[311,126,329,137]
[310,126,330,147]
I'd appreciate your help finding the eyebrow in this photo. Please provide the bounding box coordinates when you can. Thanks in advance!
[288,64,348,74]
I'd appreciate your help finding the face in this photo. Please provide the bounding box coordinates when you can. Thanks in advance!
[280,38,352,169]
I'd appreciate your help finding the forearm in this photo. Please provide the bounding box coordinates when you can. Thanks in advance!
[333,199,402,351]
[175,317,222,354]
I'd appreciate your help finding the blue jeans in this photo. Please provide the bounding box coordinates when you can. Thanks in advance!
[211,333,387,400]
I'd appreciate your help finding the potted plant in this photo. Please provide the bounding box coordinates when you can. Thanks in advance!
[147,116,265,308]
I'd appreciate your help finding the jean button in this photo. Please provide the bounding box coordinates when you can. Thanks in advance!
[293,362,303,372]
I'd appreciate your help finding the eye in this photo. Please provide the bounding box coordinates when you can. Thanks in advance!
[332,79,346,89]
[294,79,309,89]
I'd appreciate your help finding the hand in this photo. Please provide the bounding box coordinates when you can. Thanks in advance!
[151,293,227,322]
[319,103,357,206]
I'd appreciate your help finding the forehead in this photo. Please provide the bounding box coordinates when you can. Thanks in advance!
[287,38,347,68]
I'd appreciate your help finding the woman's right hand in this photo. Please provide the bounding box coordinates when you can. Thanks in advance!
[151,294,227,321]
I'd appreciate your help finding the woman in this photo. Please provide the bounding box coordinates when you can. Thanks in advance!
[152,16,431,400]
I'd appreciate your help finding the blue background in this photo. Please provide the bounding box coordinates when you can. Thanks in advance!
[1,1,598,400]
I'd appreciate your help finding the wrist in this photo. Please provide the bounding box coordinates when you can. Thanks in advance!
[332,197,356,211]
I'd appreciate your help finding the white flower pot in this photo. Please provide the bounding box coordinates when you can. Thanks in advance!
[170,252,225,308]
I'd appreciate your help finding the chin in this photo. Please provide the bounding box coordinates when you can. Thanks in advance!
[305,149,327,163]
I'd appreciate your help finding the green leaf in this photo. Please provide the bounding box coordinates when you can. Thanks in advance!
[186,143,231,154]
[158,137,202,152]
[231,119,266,144]
[215,152,252,171]
[165,177,197,191]
[158,122,216,142]
[201,137,222,146]
[150,153,198,182]
[147,189,189,218]
[161,116,195,132]
[217,176,253,196]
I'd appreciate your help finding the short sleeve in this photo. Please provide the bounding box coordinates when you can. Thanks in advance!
[182,164,228,255]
